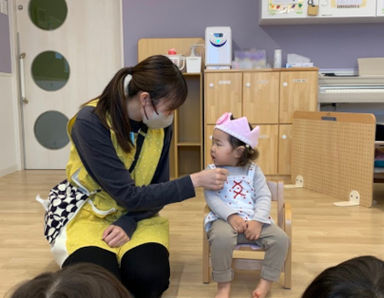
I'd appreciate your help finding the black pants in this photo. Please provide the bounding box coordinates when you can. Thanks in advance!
[62,243,170,298]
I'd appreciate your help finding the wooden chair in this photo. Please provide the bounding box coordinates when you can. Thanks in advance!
[202,180,292,288]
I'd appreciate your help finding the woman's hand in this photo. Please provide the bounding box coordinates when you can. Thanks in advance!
[102,225,130,248]
[228,214,248,233]
[244,220,263,241]
[190,168,228,190]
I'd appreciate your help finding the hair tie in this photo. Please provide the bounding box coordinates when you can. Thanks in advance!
[123,74,132,96]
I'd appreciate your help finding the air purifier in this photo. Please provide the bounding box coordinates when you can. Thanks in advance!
[205,26,232,70]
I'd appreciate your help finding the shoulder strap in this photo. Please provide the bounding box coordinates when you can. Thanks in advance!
[247,163,256,181]
[128,126,148,173]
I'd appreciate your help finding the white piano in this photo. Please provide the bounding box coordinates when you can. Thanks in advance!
[319,76,384,104]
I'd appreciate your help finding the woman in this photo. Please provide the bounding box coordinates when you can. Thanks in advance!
[41,55,228,298]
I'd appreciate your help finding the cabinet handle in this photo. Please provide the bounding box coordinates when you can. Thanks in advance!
[259,134,269,139]
[281,134,287,140]
[218,80,231,85]
[245,82,251,88]
[282,82,288,87]
[209,83,214,88]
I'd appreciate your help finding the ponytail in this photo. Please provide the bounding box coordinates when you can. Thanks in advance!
[84,55,187,153]
[93,67,133,152]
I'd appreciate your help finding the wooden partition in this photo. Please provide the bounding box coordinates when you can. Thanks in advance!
[291,111,376,207]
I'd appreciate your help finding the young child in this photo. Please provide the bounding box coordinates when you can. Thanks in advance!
[204,112,289,298]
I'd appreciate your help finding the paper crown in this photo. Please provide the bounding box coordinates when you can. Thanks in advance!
[215,112,260,148]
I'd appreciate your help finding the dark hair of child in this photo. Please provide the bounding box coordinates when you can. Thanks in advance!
[8,263,132,298]
[302,255,384,298]
[227,115,259,167]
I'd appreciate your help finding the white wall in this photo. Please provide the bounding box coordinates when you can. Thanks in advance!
[0,73,21,176]
[0,2,22,177]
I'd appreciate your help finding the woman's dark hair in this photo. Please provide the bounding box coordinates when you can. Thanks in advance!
[8,263,131,298]
[302,256,384,298]
[88,55,187,153]
[227,115,259,167]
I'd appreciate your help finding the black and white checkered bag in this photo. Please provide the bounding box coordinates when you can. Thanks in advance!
[38,179,89,244]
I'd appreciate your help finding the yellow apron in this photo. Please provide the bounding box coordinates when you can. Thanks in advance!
[52,100,169,265]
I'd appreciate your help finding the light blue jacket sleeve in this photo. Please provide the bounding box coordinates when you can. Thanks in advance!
[251,166,272,224]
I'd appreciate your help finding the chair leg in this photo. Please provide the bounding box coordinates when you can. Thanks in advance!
[202,230,210,283]
[283,241,292,289]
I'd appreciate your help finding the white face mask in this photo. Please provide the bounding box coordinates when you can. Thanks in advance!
[143,107,174,129]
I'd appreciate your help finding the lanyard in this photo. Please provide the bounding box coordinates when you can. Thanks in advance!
[128,126,148,173]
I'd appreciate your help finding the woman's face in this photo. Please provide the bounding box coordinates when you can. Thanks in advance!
[144,97,174,118]
[140,94,175,128]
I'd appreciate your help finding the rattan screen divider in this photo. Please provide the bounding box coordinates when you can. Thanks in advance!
[291,111,376,207]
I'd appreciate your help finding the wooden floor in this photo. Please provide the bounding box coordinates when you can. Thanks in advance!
[1,170,384,298]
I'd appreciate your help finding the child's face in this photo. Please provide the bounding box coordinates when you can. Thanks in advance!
[210,129,241,167]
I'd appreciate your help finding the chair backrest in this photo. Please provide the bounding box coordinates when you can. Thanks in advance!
[266,180,284,229]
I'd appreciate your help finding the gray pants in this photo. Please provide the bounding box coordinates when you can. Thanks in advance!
[207,219,289,283]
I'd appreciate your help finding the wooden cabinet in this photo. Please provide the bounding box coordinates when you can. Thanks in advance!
[205,72,242,124]
[278,124,292,175]
[204,68,318,178]
[243,72,279,124]
[279,71,318,123]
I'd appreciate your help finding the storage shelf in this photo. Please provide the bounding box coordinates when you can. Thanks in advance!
[138,37,204,179]
[260,16,384,25]
[183,72,201,77]
[177,142,201,147]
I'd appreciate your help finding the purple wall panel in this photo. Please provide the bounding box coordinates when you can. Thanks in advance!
[122,0,384,70]
[0,13,11,73]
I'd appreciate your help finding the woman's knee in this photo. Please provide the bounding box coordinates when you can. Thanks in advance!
[120,243,170,298]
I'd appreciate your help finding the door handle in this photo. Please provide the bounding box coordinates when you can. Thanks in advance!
[19,52,28,104]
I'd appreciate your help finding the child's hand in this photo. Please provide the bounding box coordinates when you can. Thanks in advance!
[102,225,130,248]
[244,220,263,241]
[228,214,247,233]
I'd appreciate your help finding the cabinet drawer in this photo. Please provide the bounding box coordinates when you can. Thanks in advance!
[279,71,318,123]
[278,124,292,175]
[243,72,279,124]
[205,73,242,124]
[204,125,215,167]
[256,125,278,175]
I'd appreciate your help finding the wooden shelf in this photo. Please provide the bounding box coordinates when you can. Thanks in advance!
[177,142,201,147]
[183,72,201,77]
[138,37,204,179]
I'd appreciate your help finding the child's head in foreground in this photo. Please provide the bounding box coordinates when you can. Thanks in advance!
[211,112,260,167]
[302,255,384,298]
[8,263,131,298]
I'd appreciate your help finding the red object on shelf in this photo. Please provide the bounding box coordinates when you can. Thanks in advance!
[168,48,177,55]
